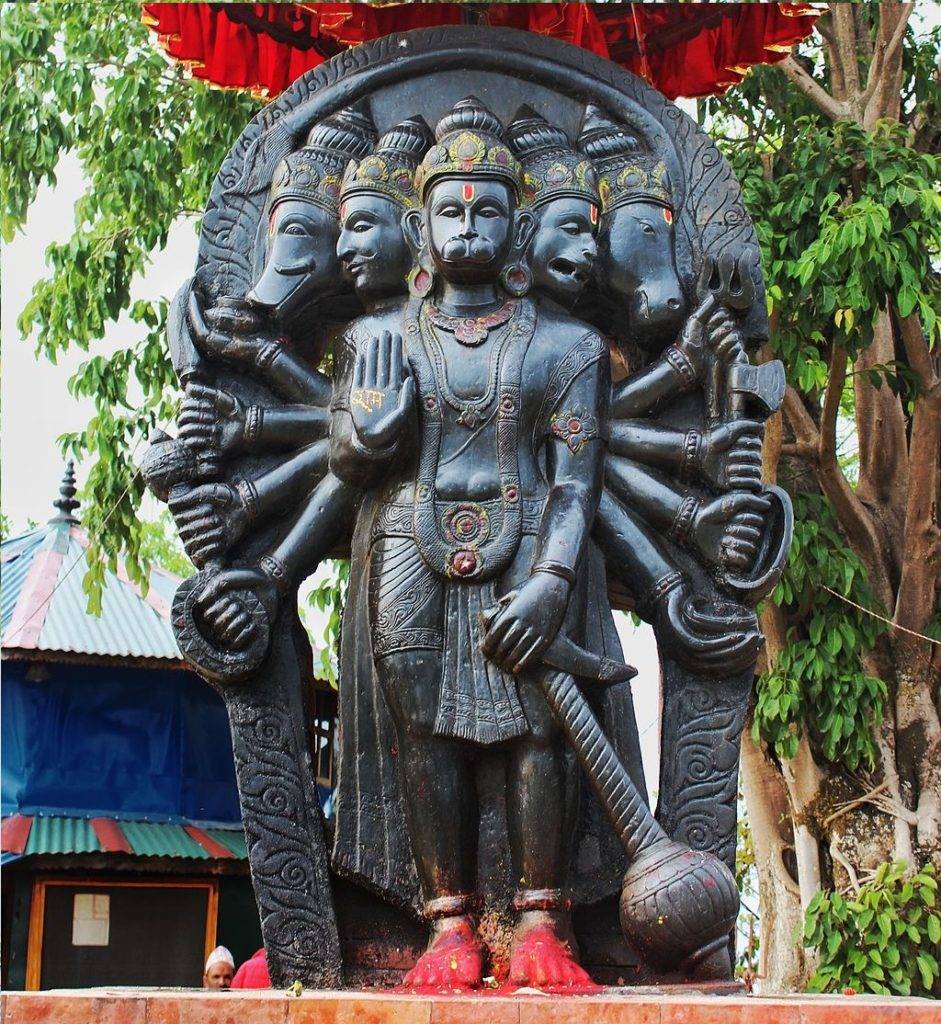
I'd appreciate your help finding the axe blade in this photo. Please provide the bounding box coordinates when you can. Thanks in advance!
[728,359,786,415]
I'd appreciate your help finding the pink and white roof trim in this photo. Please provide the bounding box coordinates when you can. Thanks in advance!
[1,464,183,663]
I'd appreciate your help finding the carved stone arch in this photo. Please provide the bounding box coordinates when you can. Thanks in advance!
[163,26,781,987]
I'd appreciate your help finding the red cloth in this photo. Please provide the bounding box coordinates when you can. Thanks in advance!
[230,948,271,989]
[142,2,820,100]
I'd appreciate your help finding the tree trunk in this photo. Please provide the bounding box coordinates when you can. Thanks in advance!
[741,1,938,993]
[740,727,810,991]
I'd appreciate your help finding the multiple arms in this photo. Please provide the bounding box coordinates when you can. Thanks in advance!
[156,269,777,675]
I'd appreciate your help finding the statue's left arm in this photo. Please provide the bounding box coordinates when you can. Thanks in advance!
[482,332,607,673]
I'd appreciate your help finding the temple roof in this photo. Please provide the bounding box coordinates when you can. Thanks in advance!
[1,463,183,665]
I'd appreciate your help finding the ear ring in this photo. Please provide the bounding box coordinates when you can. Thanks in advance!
[500,259,532,298]
[407,250,436,298]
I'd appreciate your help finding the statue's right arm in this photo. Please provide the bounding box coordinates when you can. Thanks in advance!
[169,442,330,566]
[251,344,333,407]
[254,404,330,449]
[187,288,332,406]
[264,472,358,584]
[194,472,358,646]
[330,331,412,486]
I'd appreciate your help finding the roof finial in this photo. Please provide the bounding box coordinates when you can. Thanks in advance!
[51,460,80,524]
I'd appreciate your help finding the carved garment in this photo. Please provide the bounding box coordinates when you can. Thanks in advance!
[331,299,649,911]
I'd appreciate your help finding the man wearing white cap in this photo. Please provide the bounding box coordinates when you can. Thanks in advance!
[203,946,235,990]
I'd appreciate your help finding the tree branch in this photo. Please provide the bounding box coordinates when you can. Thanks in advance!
[782,378,892,612]
[832,3,861,100]
[895,307,941,633]
[861,3,913,117]
[814,12,837,48]
[781,441,817,462]
[782,386,820,448]
[780,55,849,121]
[897,307,940,392]
[818,343,846,467]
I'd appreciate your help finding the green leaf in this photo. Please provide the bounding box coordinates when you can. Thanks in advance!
[916,954,936,991]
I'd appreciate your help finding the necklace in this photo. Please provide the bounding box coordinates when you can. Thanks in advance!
[426,299,518,347]
[405,299,537,581]
[420,303,518,429]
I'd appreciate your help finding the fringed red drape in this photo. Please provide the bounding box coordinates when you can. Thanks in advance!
[142,2,820,100]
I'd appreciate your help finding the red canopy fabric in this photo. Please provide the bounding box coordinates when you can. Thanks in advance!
[142,3,820,100]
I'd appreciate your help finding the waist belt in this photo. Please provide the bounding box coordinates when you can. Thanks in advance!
[372,497,545,544]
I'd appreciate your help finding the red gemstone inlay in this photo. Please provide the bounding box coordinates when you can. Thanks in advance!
[452,550,478,576]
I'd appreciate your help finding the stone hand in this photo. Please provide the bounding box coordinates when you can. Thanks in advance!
[655,583,764,674]
[169,482,249,566]
[700,419,763,490]
[692,491,770,570]
[350,330,414,451]
[480,573,569,673]
[179,383,247,458]
[188,291,278,368]
[195,567,279,651]
[674,296,733,379]
[705,309,744,365]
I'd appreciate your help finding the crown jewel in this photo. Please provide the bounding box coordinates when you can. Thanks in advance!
[270,101,377,217]
[576,104,672,214]
[415,96,522,201]
[341,115,433,211]
[507,105,598,211]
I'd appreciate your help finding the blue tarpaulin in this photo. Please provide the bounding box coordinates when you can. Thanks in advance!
[1,660,241,825]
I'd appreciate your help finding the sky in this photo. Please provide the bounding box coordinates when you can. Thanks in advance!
[0,136,664,793]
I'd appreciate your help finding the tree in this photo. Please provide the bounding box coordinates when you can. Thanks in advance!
[703,2,940,994]
[137,508,194,580]
[0,0,260,608]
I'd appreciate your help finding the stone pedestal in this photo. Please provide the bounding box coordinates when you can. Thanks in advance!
[1,988,936,1024]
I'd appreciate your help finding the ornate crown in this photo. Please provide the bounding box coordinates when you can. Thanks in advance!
[577,104,672,214]
[415,96,522,201]
[341,115,433,211]
[507,105,598,211]
[270,101,377,216]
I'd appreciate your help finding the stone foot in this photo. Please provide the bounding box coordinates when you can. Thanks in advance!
[507,911,601,994]
[400,915,484,994]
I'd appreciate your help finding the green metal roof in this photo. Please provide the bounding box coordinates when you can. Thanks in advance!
[4,815,247,862]
[120,821,210,859]
[25,816,99,856]
[205,828,248,859]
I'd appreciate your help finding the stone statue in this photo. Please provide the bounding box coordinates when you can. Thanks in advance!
[141,25,791,992]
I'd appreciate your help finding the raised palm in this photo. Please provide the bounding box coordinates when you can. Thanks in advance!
[350,330,414,450]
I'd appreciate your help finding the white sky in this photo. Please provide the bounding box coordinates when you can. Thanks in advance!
[0,146,663,793]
